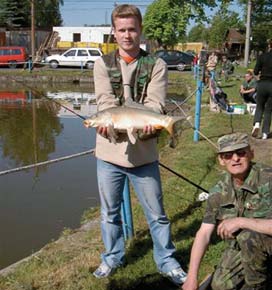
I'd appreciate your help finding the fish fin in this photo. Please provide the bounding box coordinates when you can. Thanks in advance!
[107,124,118,144]
[127,127,138,144]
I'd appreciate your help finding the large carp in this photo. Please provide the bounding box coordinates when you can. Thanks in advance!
[84,105,186,147]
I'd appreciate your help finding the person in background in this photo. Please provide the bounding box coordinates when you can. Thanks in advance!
[193,53,199,79]
[198,46,208,67]
[206,51,218,79]
[182,132,272,290]
[240,69,257,104]
[219,55,234,81]
[252,39,272,140]
[91,4,187,286]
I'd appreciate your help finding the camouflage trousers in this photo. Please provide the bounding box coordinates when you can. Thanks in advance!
[211,230,272,290]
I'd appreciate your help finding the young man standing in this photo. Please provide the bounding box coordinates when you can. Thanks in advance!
[91,4,187,286]
[182,133,272,290]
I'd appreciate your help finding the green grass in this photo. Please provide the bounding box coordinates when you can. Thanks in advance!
[0,65,265,290]
[0,67,93,77]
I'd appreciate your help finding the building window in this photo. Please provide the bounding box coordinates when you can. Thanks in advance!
[104,34,115,43]
[73,33,81,42]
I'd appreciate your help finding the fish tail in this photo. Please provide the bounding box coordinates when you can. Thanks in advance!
[165,116,184,136]
[165,116,185,148]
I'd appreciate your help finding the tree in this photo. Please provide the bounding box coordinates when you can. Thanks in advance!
[0,0,63,28]
[236,0,272,51]
[35,0,63,28]
[187,23,209,42]
[207,5,243,49]
[250,0,272,51]
[143,0,236,48]
[0,0,24,28]
[143,0,184,48]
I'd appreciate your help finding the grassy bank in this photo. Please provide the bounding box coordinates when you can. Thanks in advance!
[1,65,270,290]
[0,67,93,77]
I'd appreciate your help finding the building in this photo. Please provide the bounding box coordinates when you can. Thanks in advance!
[53,26,113,44]
[224,28,245,59]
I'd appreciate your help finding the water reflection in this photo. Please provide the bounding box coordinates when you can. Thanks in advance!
[0,88,99,270]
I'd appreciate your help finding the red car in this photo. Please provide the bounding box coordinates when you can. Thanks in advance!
[0,46,28,68]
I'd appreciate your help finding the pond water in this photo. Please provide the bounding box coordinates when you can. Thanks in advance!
[0,86,99,270]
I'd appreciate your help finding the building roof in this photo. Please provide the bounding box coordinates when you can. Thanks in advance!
[226,28,245,44]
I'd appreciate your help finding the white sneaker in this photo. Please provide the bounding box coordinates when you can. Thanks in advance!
[93,262,115,278]
[251,122,260,137]
[162,267,187,286]
[262,133,268,140]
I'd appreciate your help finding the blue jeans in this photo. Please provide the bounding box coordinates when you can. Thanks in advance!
[96,159,180,273]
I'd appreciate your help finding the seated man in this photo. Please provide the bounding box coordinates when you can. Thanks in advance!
[182,132,272,290]
[219,56,234,81]
[240,69,257,103]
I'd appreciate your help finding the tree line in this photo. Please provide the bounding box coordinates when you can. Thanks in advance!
[143,0,272,52]
[0,0,63,29]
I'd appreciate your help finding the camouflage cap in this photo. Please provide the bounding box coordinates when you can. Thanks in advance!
[217,133,249,153]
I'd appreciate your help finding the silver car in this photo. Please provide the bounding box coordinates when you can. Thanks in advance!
[45,47,103,69]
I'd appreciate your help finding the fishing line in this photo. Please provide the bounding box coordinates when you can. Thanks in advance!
[166,88,197,115]
[170,98,219,150]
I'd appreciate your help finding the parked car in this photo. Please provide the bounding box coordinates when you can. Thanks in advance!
[0,46,28,68]
[155,50,194,71]
[45,47,103,69]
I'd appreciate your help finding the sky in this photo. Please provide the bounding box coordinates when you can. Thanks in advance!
[60,0,152,26]
[60,0,241,28]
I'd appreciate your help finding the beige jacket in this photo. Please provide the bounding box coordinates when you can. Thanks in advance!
[206,54,218,71]
[93,53,168,167]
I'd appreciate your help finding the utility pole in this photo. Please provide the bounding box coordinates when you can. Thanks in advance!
[244,0,252,67]
[31,0,35,60]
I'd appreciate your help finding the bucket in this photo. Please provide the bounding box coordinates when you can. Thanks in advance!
[246,103,256,115]
[232,105,246,114]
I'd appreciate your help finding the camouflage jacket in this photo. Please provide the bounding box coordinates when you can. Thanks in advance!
[203,162,272,225]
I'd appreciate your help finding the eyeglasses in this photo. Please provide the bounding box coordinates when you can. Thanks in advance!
[220,149,248,160]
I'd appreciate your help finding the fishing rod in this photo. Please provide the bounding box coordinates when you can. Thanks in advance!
[8,75,209,193]
[49,98,87,120]
[10,76,87,120]
[159,162,209,193]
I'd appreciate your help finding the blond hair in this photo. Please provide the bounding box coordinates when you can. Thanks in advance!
[111,4,142,28]
[246,69,254,76]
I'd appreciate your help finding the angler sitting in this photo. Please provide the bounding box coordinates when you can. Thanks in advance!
[240,69,257,104]
[182,133,272,290]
